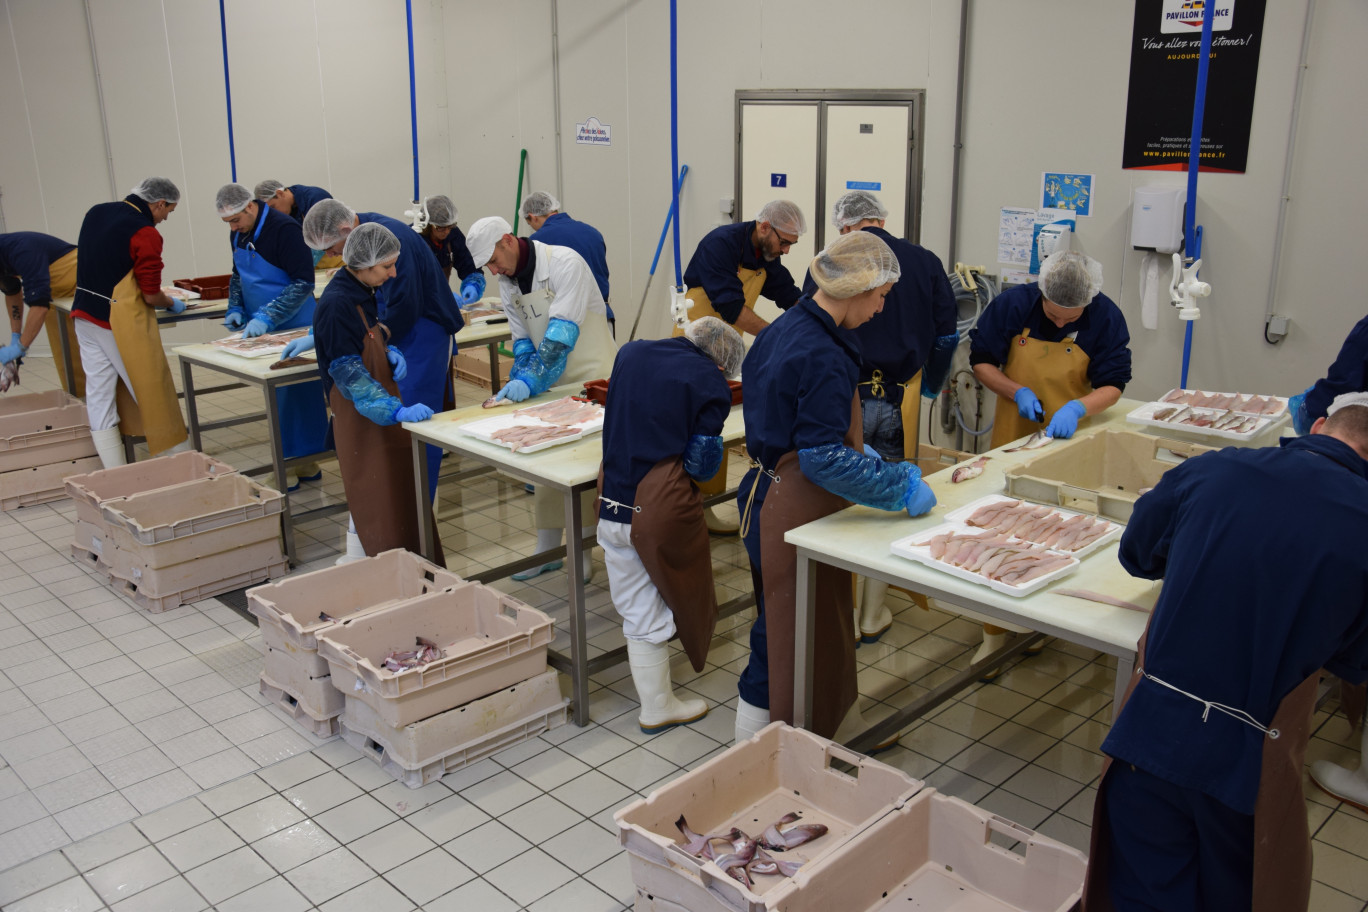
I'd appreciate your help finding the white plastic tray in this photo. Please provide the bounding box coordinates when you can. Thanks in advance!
[890,523,1081,598]
[1126,401,1277,441]
[457,413,601,453]
[464,300,506,324]
[944,494,1122,560]
[1157,388,1288,418]
[210,328,313,359]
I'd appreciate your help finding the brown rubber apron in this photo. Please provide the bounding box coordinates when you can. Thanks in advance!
[43,249,86,396]
[1082,628,1320,912]
[598,458,718,673]
[109,269,187,454]
[756,393,863,738]
[990,328,1092,450]
[673,266,768,502]
[329,305,442,562]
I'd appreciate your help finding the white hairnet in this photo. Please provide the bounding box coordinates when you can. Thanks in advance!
[302,199,358,251]
[832,190,888,229]
[809,231,901,299]
[466,216,512,269]
[685,316,745,379]
[254,179,284,201]
[343,222,401,270]
[756,200,807,237]
[520,191,560,220]
[424,195,458,227]
[1038,251,1103,309]
[1328,392,1368,417]
[215,183,254,217]
[130,177,180,204]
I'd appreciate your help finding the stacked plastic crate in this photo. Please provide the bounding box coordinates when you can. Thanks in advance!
[65,453,285,612]
[0,390,101,511]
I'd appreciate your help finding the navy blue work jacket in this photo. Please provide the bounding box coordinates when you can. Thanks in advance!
[0,232,75,304]
[532,213,610,304]
[288,185,333,224]
[313,268,377,399]
[683,221,801,325]
[357,212,463,340]
[231,204,314,284]
[1305,314,1368,423]
[428,226,478,281]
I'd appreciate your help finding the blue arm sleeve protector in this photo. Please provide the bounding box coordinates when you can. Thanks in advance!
[226,274,247,321]
[921,332,959,397]
[798,443,920,512]
[683,434,724,481]
[328,355,403,426]
[460,272,486,300]
[253,279,313,332]
[311,248,326,267]
[510,317,580,396]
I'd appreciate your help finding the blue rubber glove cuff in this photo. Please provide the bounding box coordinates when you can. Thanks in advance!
[254,279,313,330]
[494,379,531,402]
[797,443,917,512]
[10,332,21,347]
[683,434,724,480]
[281,333,316,359]
[328,355,403,425]
[921,332,959,399]
[386,346,408,382]
[1014,387,1043,422]
[905,480,937,517]
[1045,399,1087,439]
[510,317,581,396]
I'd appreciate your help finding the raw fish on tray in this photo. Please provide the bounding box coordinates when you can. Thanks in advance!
[489,424,580,451]
[1160,388,1284,415]
[925,530,1075,586]
[950,456,990,483]
[964,499,1112,552]
[512,396,602,425]
[211,327,312,356]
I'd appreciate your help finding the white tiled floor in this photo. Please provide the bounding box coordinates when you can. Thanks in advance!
[2,345,1367,910]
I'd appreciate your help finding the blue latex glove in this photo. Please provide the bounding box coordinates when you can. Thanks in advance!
[282,333,316,359]
[1045,400,1087,439]
[1289,385,1314,435]
[394,403,434,422]
[387,346,408,381]
[1013,387,1044,422]
[223,311,245,331]
[0,341,25,364]
[9,332,21,347]
[459,275,484,305]
[905,480,937,517]
[863,444,880,459]
[166,297,186,315]
[493,379,531,403]
[242,318,270,338]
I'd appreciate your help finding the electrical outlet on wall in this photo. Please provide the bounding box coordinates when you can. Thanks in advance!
[1266,314,1291,342]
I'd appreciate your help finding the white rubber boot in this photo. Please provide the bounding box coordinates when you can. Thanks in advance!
[91,427,126,469]
[627,640,708,734]
[512,529,565,581]
[335,516,367,565]
[1310,724,1368,813]
[833,700,899,753]
[858,578,893,644]
[704,506,739,536]
[162,439,192,456]
[580,526,595,582]
[973,627,1010,682]
[734,696,770,744]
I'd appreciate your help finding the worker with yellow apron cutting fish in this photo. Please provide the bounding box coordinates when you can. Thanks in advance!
[466,215,618,582]
[675,200,807,535]
[71,178,190,469]
[0,231,84,395]
[967,251,1131,673]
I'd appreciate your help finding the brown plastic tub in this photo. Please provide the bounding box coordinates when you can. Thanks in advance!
[173,274,232,299]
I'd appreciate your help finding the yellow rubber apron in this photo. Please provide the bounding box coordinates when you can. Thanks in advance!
[42,249,85,396]
[990,328,1091,450]
[672,266,768,502]
[316,253,344,270]
[109,270,187,454]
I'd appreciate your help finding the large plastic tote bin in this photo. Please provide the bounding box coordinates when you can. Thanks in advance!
[99,473,284,565]
[316,581,553,727]
[0,390,96,472]
[2,455,102,511]
[66,450,236,531]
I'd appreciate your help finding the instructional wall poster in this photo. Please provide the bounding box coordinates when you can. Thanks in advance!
[1121,0,1266,173]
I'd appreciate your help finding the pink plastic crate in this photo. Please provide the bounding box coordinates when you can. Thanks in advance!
[65,450,236,527]
[2,455,101,511]
[0,390,95,472]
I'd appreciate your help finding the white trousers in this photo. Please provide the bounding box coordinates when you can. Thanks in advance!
[598,518,675,644]
[75,319,136,432]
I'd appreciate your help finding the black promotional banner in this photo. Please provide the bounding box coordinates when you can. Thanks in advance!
[1122,0,1266,173]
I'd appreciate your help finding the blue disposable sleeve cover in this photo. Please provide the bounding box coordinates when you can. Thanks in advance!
[921,332,959,397]
[510,316,580,395]
[226,274,247,322]
[328,355,403,426]
[311,248,326,267]
[253,279,312,331]
[683,434,724,481]
[798,443,920,512]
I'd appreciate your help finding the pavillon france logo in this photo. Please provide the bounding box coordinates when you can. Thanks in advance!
[1160,0,1234,34]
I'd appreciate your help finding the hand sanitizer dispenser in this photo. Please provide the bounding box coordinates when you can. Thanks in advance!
[1131,186,1185,254]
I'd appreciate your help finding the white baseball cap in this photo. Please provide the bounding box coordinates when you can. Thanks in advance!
[466,216,512,269]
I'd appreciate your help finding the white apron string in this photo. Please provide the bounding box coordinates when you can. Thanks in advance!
[1139,667,1281,739]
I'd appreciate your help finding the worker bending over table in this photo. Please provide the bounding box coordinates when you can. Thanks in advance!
[968,251,1131,673]
[313,222,438,558]
[416,194,485,304]
[216,184,328,490]
[1083,391,1368,912]
[72,178,191,468]
[733,231,936,745]
[255,179,339,267]
[465,215,618,582]
[597,316,745,733]
[0,230,84,394]
[522,191,614,334]
[1290,312,1368,435]
[801,190,959,643]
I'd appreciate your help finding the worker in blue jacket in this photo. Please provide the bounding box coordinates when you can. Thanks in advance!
[255,180,338,267]
[1082,392,1368,912]
[733,231,937,746]
[216,184,329,489]
[0,231,83,394]
[597,316,744,734]
[416,195,484,304]
[313,222,437,559]
[522,191,614,332]
[1289,313,1368,435]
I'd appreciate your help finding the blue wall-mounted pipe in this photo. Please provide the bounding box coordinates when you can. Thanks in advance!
[670,0,682,288]
[218,0,236,181]
[1180,7,1216,389]
[406,0,420,202]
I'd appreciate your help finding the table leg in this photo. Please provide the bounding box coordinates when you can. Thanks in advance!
[486,341,500,392]
[793,552,818,731]
[179,359,202,451]
[263,380,296,565]
[1113,651,1136,721]
[565,488,590,726]
[413,435,436,562]
[56,312,76,393]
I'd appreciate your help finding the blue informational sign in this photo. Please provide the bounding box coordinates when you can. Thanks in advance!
[1041,172,1093,216]
[845,180,882,191]
[771,173,787,187]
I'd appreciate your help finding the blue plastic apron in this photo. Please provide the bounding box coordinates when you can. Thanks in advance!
[234,213,329,460]
[380,279,452,501]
